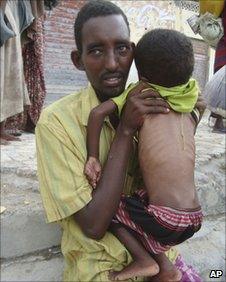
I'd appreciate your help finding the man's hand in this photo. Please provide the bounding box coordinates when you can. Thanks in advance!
[120,81,170,135]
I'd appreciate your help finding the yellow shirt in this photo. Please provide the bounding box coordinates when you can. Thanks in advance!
[36,85,178,281]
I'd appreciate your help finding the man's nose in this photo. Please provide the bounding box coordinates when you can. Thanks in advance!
[104,51,119,71]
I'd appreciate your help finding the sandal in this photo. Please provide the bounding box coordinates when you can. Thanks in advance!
[0,138,10,145]
[5,129,22,136]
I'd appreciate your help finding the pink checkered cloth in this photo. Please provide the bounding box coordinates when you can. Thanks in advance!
[113,189,203,254]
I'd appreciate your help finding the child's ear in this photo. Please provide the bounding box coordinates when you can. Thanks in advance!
[140,76,149,82]
[137,71,148,82]
[71,49,85,71]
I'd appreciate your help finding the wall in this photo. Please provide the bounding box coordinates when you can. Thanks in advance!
[44,0,210,105]
[115,0,210,91]
[44,0,87,105]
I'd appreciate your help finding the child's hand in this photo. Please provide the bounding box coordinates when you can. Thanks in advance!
[84,157,102,189]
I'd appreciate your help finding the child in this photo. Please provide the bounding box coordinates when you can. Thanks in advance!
[84,29,203,281]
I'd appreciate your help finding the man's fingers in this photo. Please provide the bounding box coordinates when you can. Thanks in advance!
[128,81,153,97]
[143,98,169,108]
[138,89,160,99]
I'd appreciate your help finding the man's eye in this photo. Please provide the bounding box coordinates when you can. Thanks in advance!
[89,49,102,56]
[118,46,128,52]
[117,45,131,55]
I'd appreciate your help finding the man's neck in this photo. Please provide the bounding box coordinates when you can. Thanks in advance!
[95,91,108,103]
[95,90,120,128]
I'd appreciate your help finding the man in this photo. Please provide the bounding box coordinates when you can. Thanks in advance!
[36,1,204,281]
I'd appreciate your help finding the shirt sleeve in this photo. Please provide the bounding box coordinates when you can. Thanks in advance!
[36,122,92,223]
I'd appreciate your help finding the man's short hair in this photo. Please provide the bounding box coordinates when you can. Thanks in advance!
[74,0,130,53]
[135,29,194,87]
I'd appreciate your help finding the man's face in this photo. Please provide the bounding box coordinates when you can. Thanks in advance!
[79,15,134,101]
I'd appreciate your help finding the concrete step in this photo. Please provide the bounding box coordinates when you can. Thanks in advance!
[1,121,225,217]
[194,118,225,217]
[1,215,225,282]
[1,248,63,282]
[1,118,225,260]
[1,134,61,259]
[1,175,61,259]
[177,214,226,282]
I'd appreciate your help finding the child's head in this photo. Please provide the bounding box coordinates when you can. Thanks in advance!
[134,29,194,87]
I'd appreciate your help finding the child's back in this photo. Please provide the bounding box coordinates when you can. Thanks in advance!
[134,28,200,210]
[139,111,199,210]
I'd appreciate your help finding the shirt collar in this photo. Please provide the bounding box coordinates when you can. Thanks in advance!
[81,84,113,129]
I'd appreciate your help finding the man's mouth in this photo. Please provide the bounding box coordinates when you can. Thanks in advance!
[102,74,123,87]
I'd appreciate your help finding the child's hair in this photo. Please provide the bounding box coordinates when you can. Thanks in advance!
[74,0,130,53]
[134,29,194,87]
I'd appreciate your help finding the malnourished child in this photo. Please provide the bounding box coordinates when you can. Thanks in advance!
[84,29,203,281]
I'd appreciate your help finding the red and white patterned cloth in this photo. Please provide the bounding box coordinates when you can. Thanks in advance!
[113,189,203,254]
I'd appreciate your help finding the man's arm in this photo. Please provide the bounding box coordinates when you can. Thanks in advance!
[74,82,170,240]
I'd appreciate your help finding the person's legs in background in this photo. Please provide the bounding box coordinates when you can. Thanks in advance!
[209,112,226,133]
[0,120,21,144]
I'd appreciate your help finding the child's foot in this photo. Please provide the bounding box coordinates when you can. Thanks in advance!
[109,257,159,281]
[150,253,182,282]
[149,268,182,282]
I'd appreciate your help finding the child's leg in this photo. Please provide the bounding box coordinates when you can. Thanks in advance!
[109,224,159,281]
[148,253,182,282]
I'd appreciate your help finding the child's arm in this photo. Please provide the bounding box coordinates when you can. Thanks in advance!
[85,100,117,188]
[87,100,117,159]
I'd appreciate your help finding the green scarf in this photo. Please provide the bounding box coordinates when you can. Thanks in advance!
[147,78,199,113]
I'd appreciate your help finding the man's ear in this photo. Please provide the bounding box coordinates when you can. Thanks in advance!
[71,49,85,71]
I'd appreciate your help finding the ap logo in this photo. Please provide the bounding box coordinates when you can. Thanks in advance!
[209,270,223,279]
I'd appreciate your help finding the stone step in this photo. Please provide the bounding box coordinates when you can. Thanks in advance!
[1,183,61,259]
[1,121,225,217]
[1,118,225,260]
[1,248,63,281]
[177,214,226,282]
[1,134,61,259]
[1,215,225,282]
